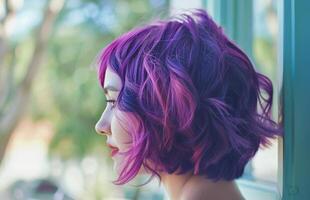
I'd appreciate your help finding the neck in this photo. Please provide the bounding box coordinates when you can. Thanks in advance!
[160,171,193,200]
[160,171,243,200]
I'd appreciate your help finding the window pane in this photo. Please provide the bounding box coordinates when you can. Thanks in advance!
[251,0,280,183]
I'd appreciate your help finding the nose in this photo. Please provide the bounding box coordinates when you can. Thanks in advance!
[95,112,111,136]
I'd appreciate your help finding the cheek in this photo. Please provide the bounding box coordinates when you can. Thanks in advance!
[111,111,151,176]
[111,112,132,151]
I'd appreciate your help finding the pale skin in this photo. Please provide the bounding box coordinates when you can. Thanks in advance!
[95,67,245,200]
[160,171,245,200]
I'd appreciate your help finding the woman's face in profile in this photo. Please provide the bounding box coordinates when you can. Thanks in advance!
[95,67,131,173]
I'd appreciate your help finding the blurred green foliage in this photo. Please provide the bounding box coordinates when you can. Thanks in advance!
[27,0,169,160]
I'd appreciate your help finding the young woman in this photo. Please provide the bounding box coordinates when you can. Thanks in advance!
[94,9,282,200]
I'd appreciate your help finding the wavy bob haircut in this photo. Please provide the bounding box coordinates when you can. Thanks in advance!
[96,9,283,185]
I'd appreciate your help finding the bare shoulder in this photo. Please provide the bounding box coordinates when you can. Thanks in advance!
[180,179,245,200]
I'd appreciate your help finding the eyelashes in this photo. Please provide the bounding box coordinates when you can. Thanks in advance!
[105,99,116,108]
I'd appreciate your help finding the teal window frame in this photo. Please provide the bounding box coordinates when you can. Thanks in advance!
[281,0,310,199]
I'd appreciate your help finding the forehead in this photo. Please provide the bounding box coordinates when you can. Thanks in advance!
[103,67,122,93]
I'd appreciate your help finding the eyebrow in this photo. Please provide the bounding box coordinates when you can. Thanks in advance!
[103,85,120,94]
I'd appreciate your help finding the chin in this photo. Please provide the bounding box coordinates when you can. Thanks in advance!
[112,156,122,174]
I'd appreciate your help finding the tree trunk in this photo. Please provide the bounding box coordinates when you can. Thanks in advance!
[0,0,65,166]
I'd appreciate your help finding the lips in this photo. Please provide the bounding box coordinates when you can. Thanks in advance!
[107,144,119,157]
[110,148,119,157]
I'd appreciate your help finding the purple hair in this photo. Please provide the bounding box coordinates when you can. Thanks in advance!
[97,9,283,185]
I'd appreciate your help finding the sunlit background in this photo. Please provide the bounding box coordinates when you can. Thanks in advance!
[0,0,281,199]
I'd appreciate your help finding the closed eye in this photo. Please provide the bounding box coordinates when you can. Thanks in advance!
[105,99,116,108]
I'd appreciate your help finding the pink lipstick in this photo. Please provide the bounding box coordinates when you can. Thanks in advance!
[108,144,119,157]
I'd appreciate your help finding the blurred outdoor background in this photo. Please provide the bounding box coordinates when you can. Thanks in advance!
[0,0,281,199]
